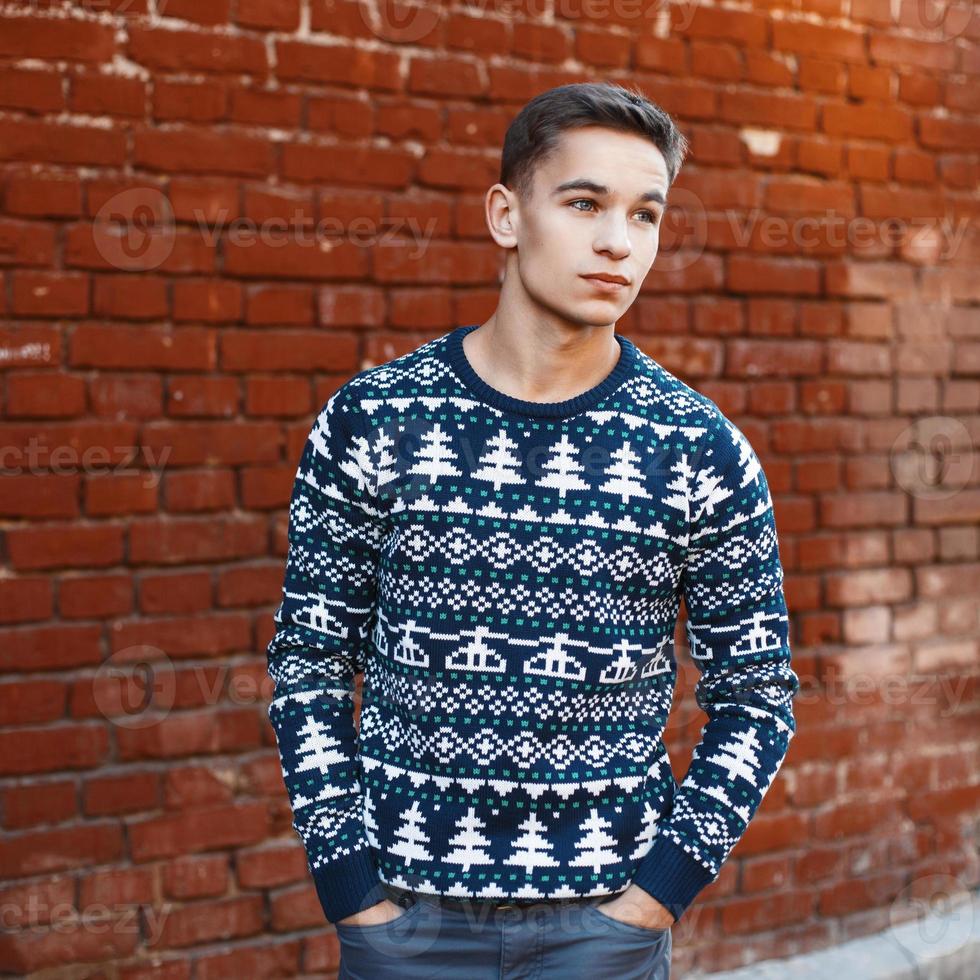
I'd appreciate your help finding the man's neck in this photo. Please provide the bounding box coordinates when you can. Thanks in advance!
[463,313,622,405]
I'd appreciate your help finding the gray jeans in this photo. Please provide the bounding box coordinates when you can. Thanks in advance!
[335,884,672,979]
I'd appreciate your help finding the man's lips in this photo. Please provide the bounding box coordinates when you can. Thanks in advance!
[581,274,629,291]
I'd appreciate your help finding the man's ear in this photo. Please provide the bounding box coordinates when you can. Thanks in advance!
[485,182,519,249]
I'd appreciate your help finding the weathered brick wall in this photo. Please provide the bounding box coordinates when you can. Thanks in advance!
[1,1,978,976]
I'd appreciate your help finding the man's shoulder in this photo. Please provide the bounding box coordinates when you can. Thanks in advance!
[627,341,732,437]
[325,329,452,418]
[626,340,760,481]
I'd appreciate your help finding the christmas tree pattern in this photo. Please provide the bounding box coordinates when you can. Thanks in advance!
[536,433,589,500]
[408,422,461,484]
[570,809,621,875]
[389,800,434,867]
[444,808,494,873]
[504,812,560,876]
[473,428,524,492]
[598,440,653,505]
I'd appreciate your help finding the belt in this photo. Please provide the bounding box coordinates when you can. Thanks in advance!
[383,883,577,913]
[439,896,543,912]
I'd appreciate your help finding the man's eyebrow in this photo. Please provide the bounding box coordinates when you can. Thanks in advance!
[552,178,666,205]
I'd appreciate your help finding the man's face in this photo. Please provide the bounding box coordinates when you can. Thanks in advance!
[502,125,671,327]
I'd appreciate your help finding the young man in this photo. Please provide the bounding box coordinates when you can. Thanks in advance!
[266,81,800,978]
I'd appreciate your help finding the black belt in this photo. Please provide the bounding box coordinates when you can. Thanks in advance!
[383,883,579,913]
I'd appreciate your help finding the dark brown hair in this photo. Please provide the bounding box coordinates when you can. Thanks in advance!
[499,81,690,201]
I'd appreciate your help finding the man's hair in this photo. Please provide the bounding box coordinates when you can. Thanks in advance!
[499,81,690,202]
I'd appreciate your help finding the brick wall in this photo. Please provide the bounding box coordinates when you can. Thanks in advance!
[1,1,979,976]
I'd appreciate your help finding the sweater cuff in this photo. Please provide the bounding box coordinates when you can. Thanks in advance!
[630,833,716,924]
[310,850,385,924]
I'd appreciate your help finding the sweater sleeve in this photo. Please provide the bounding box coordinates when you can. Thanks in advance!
[630,416,800,923]
[265,387,388,924]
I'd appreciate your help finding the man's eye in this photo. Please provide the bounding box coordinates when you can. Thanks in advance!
[638,210,660,224]
[570,199,596,211]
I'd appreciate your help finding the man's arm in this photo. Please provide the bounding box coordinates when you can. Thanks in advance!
[265,386,386,924]
[631,416,800,924]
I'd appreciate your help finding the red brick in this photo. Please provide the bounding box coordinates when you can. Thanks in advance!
[70,325,215,370]
[244,377,312,419]
[0,577,53,624]
[92,274,169,320]
[129,803,268,862]
[0,724,109,775]
[150,894,263,948]
[727,255,822,295]
[446,13,509,56]
[195,942,302,980]
[0,68,64,113]
[156,0,229,25]
[275,41,400,89]
[728,340,826,377]
[281,141,413,187]
[245,285,315,325]
[575,28,630,68]
[8,371,86,419]
[153,79,228,123]
[0,823,123,879]
[70,72,146,117]
[512,23,570,64]
[0,219,57,265]
[270,883,323,931]
[128,516,266,563]
[1,780,77,828]
[172,279,242,323]
[84,770,161,816]
[216,563,282,607]
[117,708,262,762]
[0,623,103,673]
[58,575,133,619]
[235,0,301,31]
[162,853,230,899]
[0,118,126,167]
[79,866,156,910]
[236,845,308,889]
[139,571,212,615]
[164,469,236,512]
[0,877,76,926]
[3,172,82,217]
[673,5,769,46]
[229,85,303,127]
[772,20,866,62]
[89,375,163,419]
[822,101,913,141]
[127,27,267,75]
[0,679,66,726]
[0,908,138,972]
[134,127,274,177]
[0,17,116,62]
[84,472,159,516]
[163,766,235,809]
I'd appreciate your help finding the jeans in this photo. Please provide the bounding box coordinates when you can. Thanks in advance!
[335,884,672,979]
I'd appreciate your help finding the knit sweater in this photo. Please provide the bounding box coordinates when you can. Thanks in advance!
[265,323,800,926]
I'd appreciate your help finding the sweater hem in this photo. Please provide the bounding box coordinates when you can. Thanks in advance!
[629,833,717,924]
[311,850,384,925]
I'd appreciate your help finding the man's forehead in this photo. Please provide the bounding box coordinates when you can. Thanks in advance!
[541,130,669,193]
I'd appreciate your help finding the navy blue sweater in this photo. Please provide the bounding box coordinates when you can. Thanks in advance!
[266,324,799,924]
